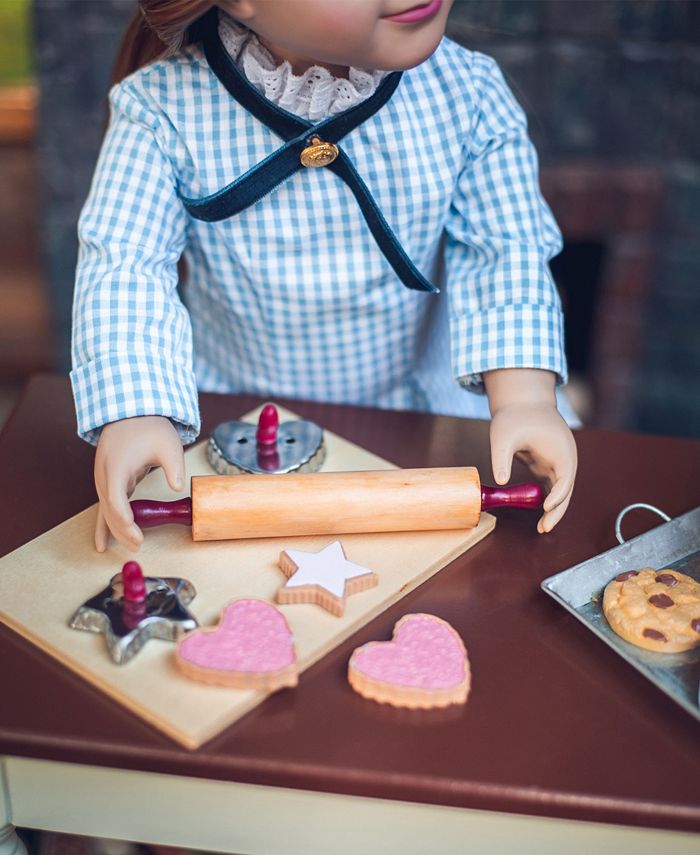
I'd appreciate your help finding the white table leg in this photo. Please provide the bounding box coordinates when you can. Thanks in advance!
[0,824,27,855]
[1,760,27,855]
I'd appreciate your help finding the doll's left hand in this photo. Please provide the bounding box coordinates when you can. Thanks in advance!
[489,402,577,532]
[484,369,578,533]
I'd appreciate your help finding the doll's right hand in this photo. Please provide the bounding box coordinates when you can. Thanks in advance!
[93,416,185,552]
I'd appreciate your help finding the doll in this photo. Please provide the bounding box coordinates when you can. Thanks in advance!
[71,0,578,552]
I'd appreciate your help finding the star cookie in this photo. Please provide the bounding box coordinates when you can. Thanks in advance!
[603,567,700,653]
[348,613,471,709]
[277,540,378,616]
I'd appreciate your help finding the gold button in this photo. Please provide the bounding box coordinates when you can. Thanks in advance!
[300,137,339,168]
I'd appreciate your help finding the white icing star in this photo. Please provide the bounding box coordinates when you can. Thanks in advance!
[281,541,375,599]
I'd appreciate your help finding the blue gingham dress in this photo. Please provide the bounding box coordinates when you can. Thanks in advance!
[71,34,572,445]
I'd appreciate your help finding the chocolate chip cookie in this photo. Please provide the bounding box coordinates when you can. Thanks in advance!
[602,567,700,653]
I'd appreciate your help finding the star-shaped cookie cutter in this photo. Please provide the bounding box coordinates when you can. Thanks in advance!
[69,561,198,665]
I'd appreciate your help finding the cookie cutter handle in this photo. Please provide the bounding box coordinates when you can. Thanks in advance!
[614,503,671,545]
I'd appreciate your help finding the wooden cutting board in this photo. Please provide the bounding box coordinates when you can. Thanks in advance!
[0,406,495,748]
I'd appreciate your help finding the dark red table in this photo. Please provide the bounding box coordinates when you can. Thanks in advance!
[0,375,698,854]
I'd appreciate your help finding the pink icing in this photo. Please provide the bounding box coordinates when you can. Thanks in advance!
[351,614,467,689]
[179,599,295,673]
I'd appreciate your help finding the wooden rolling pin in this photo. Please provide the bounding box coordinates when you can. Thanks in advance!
[130,467,544,541]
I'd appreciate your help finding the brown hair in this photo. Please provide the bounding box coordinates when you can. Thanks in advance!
[111,0,217,86]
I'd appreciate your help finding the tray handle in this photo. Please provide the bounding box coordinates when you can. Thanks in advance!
[614,503,671,545]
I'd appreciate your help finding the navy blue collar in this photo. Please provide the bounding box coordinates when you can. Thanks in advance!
[180,9,438,293]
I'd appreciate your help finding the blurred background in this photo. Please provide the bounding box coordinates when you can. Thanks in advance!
[1,0,699,436]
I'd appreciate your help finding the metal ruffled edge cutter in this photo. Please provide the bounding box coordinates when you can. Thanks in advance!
[207,402,326,475]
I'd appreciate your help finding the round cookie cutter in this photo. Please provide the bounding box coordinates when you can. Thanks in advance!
[614,503,672,545]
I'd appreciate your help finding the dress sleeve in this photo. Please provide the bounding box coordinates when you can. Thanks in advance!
[70,77,200,446]
[444,53,567,393]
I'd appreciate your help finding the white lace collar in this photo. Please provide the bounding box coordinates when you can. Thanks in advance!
[217,13,386,121]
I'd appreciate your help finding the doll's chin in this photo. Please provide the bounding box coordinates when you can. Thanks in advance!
[372,34,445,71]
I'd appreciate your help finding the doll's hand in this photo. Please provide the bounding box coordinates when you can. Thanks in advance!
[484,369,577,533]
[93,416,185,552]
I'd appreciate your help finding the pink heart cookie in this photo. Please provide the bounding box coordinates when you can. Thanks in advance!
[348,614,470,708]
[176,599,298,691]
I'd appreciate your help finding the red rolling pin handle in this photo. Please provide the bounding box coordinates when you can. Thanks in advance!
[481,482,545,510]
[130,498,193,528]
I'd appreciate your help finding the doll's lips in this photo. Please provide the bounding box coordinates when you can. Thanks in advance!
[382,0,442,24]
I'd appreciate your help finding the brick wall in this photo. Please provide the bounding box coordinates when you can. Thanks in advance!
[34,0,134,371]
[34,0,700,436]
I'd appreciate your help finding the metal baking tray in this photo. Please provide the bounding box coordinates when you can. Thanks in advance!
[541,505,700,723]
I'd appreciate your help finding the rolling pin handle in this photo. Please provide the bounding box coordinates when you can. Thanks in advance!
[130,498,193,529]
[481,482,545,511]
